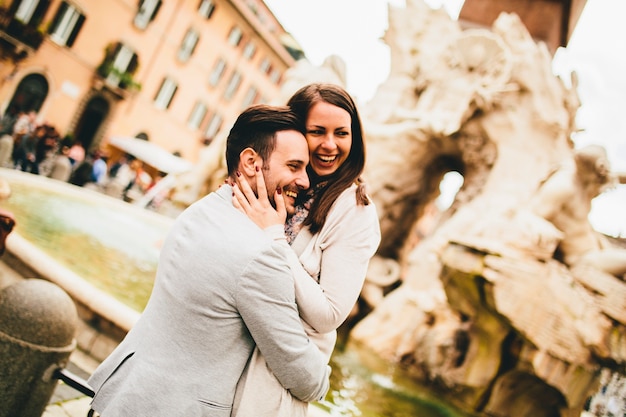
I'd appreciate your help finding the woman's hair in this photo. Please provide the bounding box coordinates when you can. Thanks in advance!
[287,83,370,234]
[225,104,304,176]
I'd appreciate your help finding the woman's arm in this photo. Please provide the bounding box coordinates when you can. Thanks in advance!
[232,170,381,334]
[291,188,380,333]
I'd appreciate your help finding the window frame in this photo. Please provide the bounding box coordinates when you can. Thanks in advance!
[177,27,199,62]
[259,57,271,74]
[227,26,243,47]
[242,41,256,60]
[48,1,85,47]
[134,0,162,30]
[105,43,138,88]
[14,0,39,23]
[187,101,208,130]
[204,112,223,142]
[241,86,258,109]
[269,68,281,84]
[12,0,49,28]
[154,76,178,110]
[223,71,242,101]
[198,0,215,19]
[208,58,227,87]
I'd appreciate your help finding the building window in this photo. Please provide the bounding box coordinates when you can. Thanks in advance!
[269,68,281,84]
[223,71,241,101]
[241,86,258,109]
[204,112,223,142]
[99,42,139,90]
[208,58,226,87]
[227,26,243,47]
[177,28,199,62]
[242,41,256,60]
[198,0,215,19]
[134,0,162,30]
[188,101,207,130]
[154,77,178,110]
[259,57,271,74]
[13,0,49,26]
[48,2,85,47]
[14,0,39,23]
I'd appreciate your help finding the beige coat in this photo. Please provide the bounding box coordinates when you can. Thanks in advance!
[88,185,330,417]
[233,185,381,416]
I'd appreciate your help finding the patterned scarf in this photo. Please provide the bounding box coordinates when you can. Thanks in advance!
[284,181,327,244]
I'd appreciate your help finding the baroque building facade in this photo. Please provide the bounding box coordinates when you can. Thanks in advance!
[0,0,301,162]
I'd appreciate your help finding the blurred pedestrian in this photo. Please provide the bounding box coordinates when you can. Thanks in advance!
[13,124,46,173]
[47,145,73,182]
[68,141,85,167]
[0,104,19,167]
[35,125,61,177]
[91,150,108,187]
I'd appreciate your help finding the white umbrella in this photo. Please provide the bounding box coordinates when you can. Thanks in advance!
[108,136,194,175]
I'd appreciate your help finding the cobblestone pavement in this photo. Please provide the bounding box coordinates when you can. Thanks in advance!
[44,351,97,417]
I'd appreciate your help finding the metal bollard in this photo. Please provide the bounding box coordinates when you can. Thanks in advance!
[0,278,78,417]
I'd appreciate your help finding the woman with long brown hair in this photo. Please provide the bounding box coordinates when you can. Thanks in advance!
[232,83,381,416]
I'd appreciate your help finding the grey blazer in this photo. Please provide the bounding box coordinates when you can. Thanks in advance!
[88,185,330,416]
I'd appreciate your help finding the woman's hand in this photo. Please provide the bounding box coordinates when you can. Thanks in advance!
[232,165,287,229]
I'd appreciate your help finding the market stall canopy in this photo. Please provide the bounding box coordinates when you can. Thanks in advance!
[108,136,194,175]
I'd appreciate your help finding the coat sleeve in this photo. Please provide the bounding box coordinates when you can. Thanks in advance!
[235,245,330,402]
[262,189,381,334]
[294,193,381,333]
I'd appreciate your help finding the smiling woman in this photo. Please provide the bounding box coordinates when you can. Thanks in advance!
[304,100,352,177]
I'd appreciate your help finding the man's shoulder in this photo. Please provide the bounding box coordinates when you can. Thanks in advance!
[180,189,269,241]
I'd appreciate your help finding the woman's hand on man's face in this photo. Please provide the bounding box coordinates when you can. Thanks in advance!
[232,165,287,229]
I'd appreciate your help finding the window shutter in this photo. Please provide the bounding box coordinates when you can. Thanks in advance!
[66,13,85,47]
[149,0,162,23]
[128,53,139,74]
[47,2,66,35]
[32,0,51,27]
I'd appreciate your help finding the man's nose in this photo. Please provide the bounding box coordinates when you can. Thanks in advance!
[296,169,310,190]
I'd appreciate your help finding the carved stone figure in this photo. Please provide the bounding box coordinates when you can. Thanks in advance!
[169,1,626,415]
[350,2,625,416]
[529,145,626,278]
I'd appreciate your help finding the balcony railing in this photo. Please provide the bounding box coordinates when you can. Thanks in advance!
[91,65,141,99]
[0,6,45,55]
[98,65,141,92]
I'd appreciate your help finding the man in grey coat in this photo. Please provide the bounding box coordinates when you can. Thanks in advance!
[88,104,330,416]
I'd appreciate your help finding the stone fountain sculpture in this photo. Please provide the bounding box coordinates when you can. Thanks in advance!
[172,1,626,415]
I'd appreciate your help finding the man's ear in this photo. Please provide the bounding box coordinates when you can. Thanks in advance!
[239,148,261,177]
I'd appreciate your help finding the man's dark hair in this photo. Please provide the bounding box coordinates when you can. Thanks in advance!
[225,104,305,176]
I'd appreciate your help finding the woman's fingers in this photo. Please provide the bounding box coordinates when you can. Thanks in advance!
[253,165,268,202]
[235,170,259,206]
[273,186,287,223]
[232,183,250,214]
[231,167,284,229]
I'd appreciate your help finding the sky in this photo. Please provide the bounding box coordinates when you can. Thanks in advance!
[264,0,626,237]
